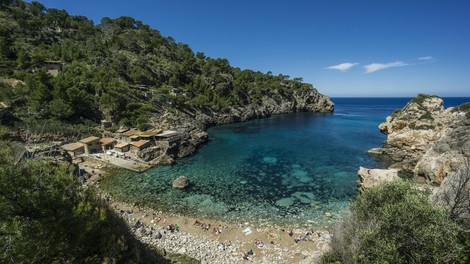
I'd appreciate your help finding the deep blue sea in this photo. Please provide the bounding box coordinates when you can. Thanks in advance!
[105,97,469,228]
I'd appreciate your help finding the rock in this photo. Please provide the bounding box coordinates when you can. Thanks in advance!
[172,176,190,189]
[155,232,162,239]
[363,95,470,186]
[138,146,163,162]
[275,197,294,207]
[178,247,187,254]
[357,166,400,191]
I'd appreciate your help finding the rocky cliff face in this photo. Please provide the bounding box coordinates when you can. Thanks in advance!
[362,95,470,186]
[150,88,334,160]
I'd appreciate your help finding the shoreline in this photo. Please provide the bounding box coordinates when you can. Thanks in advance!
[86,168,332,263]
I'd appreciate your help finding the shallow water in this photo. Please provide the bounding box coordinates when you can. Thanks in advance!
[104,97,469,228]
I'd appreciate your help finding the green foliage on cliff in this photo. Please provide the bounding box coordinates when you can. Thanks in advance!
[324,181,465,263]
[0,143,164,263]
[451,102,470,120]
[410,93,440,106]
[0,0,316,134]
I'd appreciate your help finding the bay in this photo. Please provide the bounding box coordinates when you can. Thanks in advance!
[104,97,469,227]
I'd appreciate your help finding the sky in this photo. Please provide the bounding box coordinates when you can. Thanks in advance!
[27,0,470,97]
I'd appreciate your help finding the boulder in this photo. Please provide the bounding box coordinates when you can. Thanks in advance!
[357,167,400,192]
[172,176,190,189]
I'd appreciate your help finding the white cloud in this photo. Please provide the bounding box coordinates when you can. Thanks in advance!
[363,61,408,73]
[417,56,433,61]
[325,62,359,72]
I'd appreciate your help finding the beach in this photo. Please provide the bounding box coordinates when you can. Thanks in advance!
[84,162,332,264]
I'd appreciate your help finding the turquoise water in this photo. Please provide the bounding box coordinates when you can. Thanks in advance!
[105,97,469,228]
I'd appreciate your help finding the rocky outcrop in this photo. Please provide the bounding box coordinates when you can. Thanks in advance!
[177,128,208,158]
[357,167,400,192]
[365,94,470,186]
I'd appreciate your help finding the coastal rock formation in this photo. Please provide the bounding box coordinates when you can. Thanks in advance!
[357,167,400,192]
[139,146,164,162]
[364,94,470,187]
[172,176,190,189]
[153,89,333,159]
[177,128,208,158]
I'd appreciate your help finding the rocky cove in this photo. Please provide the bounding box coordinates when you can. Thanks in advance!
[139,89,334,164]
[94,95,469,263]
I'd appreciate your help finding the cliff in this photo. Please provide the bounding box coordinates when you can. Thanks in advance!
[359,94,470,188]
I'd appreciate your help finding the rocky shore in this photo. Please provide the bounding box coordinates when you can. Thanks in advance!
[107,198,332,264]
[76,160,334,264]
[358,94,470,189]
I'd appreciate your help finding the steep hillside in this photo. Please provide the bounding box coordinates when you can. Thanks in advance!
[0,0,333,143]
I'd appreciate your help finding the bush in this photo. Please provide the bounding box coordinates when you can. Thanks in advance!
[0,144,160,263]
[410,93,439,106]
[433,161,470,263]
[325,181,463,263]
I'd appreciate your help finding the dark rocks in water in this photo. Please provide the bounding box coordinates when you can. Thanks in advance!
[172,176,190,189]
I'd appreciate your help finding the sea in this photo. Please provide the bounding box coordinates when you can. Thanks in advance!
[103,97,470,228]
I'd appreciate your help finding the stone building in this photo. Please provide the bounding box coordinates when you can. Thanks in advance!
[79,136,101,154]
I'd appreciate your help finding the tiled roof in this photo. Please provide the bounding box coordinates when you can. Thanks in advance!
[131,140,150,148]
[114,142,130,148]
[79,136,100,144]
[62,142,84,151]
[100,137,117,145]
[121,129,139,137]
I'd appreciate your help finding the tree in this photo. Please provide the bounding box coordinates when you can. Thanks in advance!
[26,69,53,111]
[0,144,160,263]
[48,98,73,119]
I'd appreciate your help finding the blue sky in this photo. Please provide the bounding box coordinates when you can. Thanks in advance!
[28,0,470,97]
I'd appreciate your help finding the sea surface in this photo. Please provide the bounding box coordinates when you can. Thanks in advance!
[104,97,469,228]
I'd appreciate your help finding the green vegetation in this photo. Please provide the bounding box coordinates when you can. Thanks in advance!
[0,143,162,263]
[409,123,435,130]
[418,111,433,120]
[409,93,440,106]
[390,109,402,118]
[452,102,470,112]
[323,181,468,263]
[0,0,316,136]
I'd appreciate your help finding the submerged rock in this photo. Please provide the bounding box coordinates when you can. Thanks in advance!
[173,176,190,189]
[275,197,294,207]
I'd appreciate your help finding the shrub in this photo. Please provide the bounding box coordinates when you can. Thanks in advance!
[410,93,439,106]
[418,111,433,120]
[390,109,402,118]
[0,145,160,263]
[433,161,470,262]
[451,102,470,113]
[325,181,463,263]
